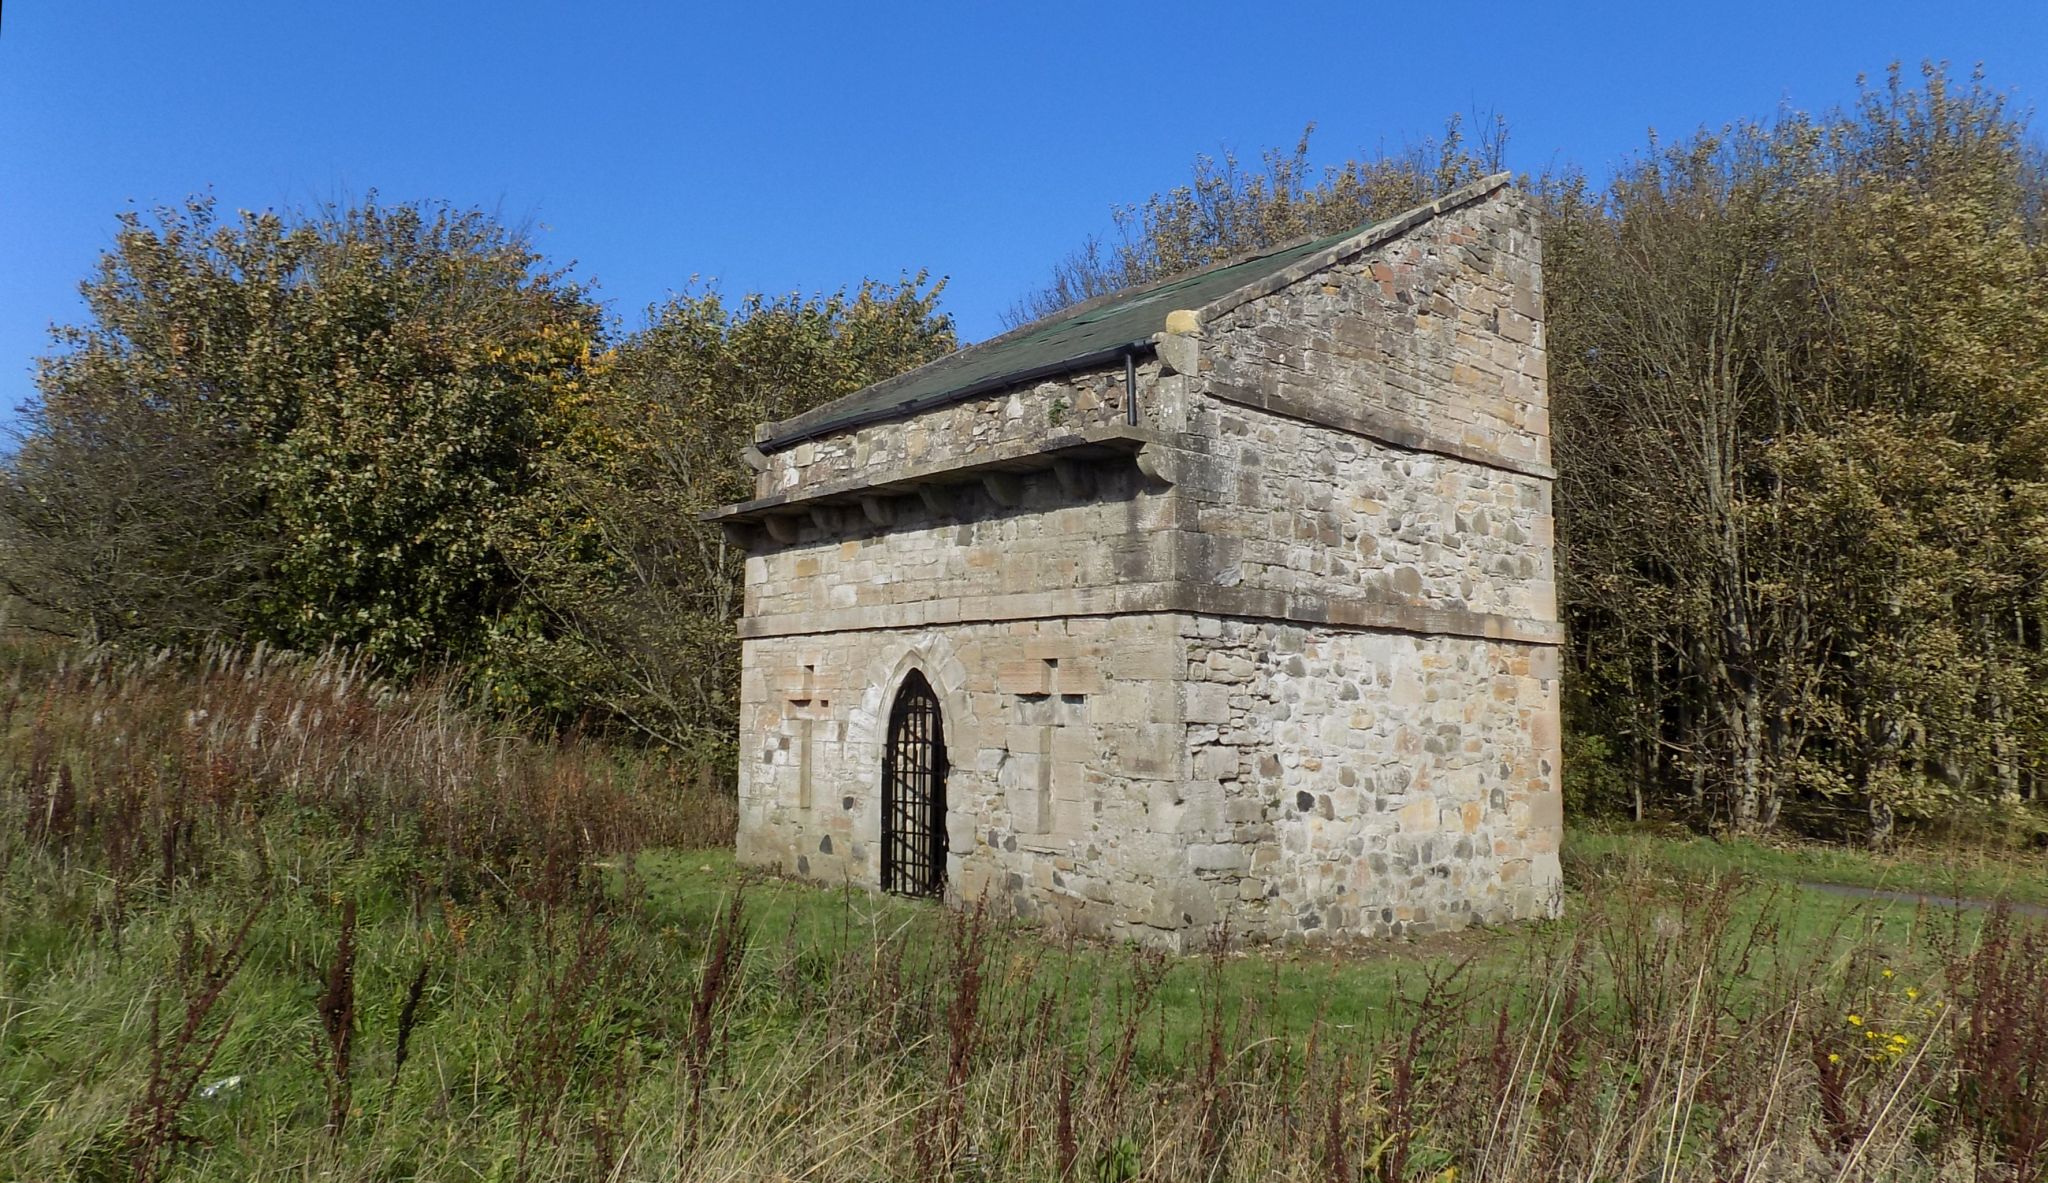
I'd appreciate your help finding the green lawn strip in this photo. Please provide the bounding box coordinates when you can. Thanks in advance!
[1567,822,2048,907]
[630,841,1966,1061]
[632,849,1522,1055]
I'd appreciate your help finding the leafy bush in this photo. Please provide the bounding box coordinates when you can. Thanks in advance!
[1,198,601,672]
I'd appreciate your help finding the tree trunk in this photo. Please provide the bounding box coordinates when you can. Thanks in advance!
[1868,798,1896,848]
[1727,676,1765,832]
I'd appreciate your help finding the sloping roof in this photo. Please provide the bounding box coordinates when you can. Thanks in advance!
[755,173,1512,452]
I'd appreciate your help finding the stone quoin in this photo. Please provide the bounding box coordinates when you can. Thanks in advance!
[706,175,1563,949]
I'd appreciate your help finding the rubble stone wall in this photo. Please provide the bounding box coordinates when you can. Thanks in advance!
[757,360,1170,499]
[1177,617,1563,942]
[1153,184,1564,939]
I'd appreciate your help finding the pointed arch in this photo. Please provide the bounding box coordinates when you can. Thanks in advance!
[881,668,947,896]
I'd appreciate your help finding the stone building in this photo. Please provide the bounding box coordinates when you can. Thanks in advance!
[707,174,1562,948]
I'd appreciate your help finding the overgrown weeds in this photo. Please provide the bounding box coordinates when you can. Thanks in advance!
[311,896,358,1139]
[3,637,2046,1180]
[127,899,266,1183]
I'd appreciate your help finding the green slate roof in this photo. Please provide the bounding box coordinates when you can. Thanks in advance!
[754,228,1364,452]
[754,174,1511,452]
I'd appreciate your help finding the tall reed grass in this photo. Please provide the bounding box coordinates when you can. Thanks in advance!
[2,638,2043,1181]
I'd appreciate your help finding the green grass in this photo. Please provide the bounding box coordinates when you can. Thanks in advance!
[16,638,2048,1170]
[630,828,1989,1056]
[4,821,2037,1180]
[1567,821,2048,907]
[635,847,1489,1053]
[8,640,2047,1179]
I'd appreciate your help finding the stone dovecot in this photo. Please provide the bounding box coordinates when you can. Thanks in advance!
[707,174,1562,949]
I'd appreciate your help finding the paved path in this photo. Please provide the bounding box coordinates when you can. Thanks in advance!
[1797,880,2048,919]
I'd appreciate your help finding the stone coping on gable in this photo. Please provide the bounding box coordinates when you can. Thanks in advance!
[1186,173,1514,329]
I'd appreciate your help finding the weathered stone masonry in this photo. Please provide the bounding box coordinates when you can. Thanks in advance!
[711,175,1563,949]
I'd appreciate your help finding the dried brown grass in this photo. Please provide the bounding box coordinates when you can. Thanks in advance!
[3,637,2045,1181]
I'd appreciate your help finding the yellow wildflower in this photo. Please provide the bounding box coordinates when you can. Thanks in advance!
[1847,1014,1864,1026]
[1905,987,1920,1001]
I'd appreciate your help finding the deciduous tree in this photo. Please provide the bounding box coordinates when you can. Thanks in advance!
[1,197,602,671]
[487,280,955,761]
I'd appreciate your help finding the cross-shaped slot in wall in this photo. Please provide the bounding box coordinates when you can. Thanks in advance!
[788,664,831,810]
[1008,657,1086,835]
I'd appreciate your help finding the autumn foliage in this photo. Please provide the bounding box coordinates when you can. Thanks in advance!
[1013,66,2048,845]
[6,64,2048,843]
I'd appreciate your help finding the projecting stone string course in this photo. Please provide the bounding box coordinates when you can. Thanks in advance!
[708,174,1563,949]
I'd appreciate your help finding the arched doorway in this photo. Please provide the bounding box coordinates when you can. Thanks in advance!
[882,669,947,897]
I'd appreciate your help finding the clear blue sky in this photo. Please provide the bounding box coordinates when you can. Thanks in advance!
[3,1,2045,428]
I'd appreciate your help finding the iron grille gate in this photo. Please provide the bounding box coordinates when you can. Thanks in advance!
[882,670,947,897]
